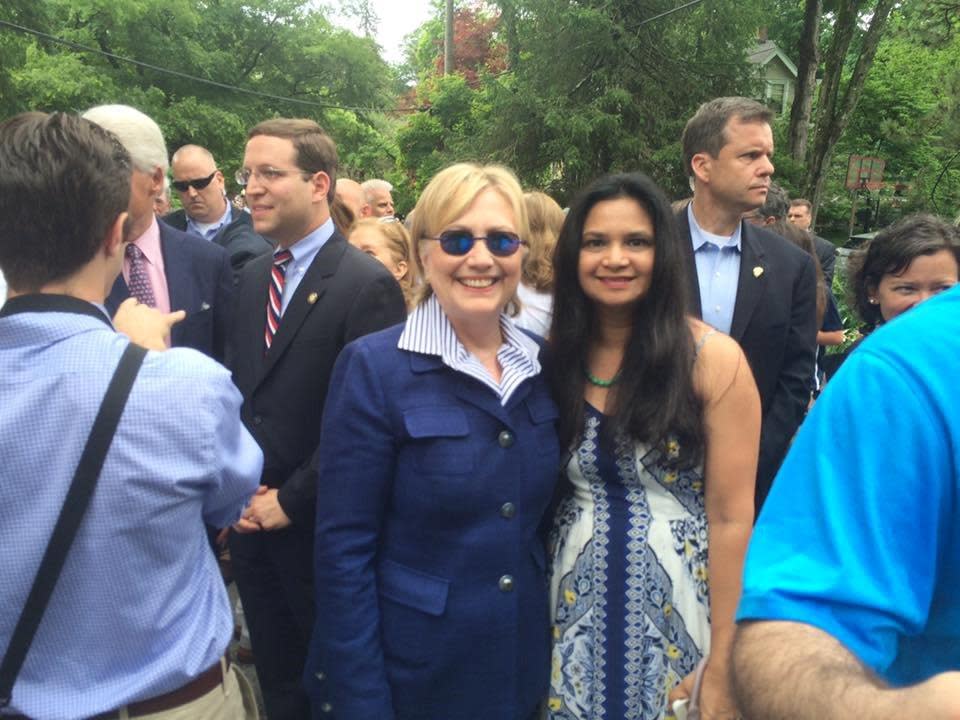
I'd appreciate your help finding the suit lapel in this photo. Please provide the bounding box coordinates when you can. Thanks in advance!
[676,210,703,318]
[240,253,273,380]
[729,221,767,341]
[105,274,130,315]
[259,234,348,380]
[159,224,196,347]
[160,224,191,314]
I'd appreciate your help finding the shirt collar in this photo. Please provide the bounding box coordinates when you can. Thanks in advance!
[398,295,541,375]
[186,202,231,238]
[285,218,335,267]
[0,293,114,328]
[688,203,742,252]
[132,215,165,271]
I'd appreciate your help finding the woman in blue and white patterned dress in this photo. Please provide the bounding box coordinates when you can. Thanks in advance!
[546,173,760,720]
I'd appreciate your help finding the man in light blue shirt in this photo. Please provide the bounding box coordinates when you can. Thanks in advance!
[678,97,818,512]
[0,112,263,719]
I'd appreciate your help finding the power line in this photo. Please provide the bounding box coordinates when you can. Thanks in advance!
[638,0,705,27]
[0,18,409,114]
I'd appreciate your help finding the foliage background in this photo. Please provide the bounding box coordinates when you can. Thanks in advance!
[1,0,958,229]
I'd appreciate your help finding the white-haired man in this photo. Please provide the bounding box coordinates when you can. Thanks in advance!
[165,144,272,282]
[361,178,395,217]
[83,105,233,361]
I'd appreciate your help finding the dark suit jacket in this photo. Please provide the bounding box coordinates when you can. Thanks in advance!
[105,220,233,361]
[227,230,407,529]
[678,211,818,507]
[164,207,273,284]
[812,233,837,286]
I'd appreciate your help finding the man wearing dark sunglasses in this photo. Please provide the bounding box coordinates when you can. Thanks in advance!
[164,145,272,283]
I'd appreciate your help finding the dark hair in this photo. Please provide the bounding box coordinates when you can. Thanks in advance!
[769,219,826,326]
[0,112,131,292]
[848,213,960,329]
[549,172,704,466]
[758,182,789,221]
[681,97,773,179]
[248,118,339,204]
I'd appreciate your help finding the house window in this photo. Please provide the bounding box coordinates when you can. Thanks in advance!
[766,82,786,113]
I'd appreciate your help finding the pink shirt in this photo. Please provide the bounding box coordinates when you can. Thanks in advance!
[123,216,171,315]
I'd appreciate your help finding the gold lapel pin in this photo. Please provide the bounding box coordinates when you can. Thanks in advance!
[307,292,319,305]
[753,266,764,278]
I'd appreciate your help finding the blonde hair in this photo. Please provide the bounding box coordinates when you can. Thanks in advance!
[350,217,417,308]
[409,163,529,308]
[522,191,564,292]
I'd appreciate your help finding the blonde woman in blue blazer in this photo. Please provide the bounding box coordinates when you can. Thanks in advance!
[305,163,560,720]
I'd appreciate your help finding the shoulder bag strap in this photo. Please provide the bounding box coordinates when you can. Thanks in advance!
[0,342,148,709]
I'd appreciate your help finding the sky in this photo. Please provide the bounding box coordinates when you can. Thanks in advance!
[331,0,437,65]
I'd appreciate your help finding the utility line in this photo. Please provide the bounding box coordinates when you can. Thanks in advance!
[638,0,705,26]
[0,18,408,114]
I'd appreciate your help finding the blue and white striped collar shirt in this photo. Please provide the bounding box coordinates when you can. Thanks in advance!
[398,294,542,405]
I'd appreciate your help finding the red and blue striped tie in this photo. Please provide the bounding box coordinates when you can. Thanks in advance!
[264,248,293,351]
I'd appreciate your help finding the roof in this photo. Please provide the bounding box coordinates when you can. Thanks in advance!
[746,40,798,77]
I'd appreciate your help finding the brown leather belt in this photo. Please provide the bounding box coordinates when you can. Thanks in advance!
[0,657,228,720]
[90,658,229,719]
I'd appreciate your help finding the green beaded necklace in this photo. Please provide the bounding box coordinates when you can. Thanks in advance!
[584,367,621,388]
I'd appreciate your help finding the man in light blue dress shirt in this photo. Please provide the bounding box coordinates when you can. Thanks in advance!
[0,113,263,719]
[678,97,818,512]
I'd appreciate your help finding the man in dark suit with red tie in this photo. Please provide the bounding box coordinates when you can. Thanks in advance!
[227,118,406,719]
[678,97,818,513]
[83,105,233,362]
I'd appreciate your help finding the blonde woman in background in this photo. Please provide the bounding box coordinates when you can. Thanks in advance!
[349,217,418,310]
[515,191,565,337]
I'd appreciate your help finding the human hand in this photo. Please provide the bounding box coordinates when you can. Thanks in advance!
[112,297,185,350]
[905,671,960,718]
[669,659,740,720]
[244,486,291,531]
[232,485,268,534]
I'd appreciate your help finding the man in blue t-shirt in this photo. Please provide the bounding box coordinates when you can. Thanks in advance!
[732,285,960,719]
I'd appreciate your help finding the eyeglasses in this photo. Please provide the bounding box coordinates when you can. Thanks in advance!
[429,230,525,257]
[171,171,216,193]
[235,167,314,187]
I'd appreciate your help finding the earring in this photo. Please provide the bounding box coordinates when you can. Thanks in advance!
[868,297,878,304]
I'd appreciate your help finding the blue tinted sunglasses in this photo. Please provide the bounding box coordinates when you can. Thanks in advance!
[431,230,525,257]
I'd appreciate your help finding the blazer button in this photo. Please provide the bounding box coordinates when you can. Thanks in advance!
[497,430,515,448]
[498,574,515,592]
[320,702,334,713]
[315,671,325,681]
[499,502,516,519]
[253,415,263,426]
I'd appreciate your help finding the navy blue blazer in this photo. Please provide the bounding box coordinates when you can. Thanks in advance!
[678,212,818,507]
[305,323,559,720]
[105,220,233,361]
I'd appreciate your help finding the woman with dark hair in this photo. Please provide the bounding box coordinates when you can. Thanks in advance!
[824,213,959,378]
[546,173,760,719]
